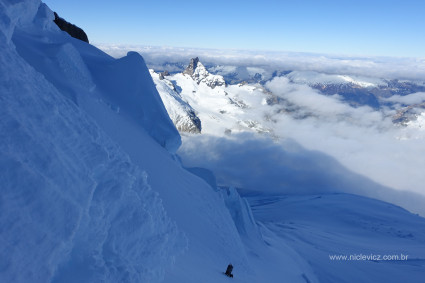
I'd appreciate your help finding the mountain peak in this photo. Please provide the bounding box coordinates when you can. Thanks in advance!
[182,57,225,88]
[183,57,200,76]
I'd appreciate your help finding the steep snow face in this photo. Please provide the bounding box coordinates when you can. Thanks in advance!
[12,23,181,153]
[1,1,255,283]
[0,0,46,42]
[0,2,183,282]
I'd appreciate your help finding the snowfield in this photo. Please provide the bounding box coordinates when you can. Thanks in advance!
[248,193,425,283]
[1,0,425,282]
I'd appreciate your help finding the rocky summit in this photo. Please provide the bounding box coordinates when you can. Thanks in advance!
[183,57,226,89]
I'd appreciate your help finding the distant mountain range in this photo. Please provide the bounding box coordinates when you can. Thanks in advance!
[150,57,425,136]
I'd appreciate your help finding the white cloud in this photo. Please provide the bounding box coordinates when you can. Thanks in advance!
[96,44,425,81]
[178,133,425,216]
[176,76,425,215]
[98,44,425,215]
[263,77,425,199]
[265,77,385,128]
[384,92,425,105]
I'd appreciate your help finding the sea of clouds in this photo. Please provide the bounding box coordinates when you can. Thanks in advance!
[179,77,425,215]
[97,44,425,81]
[99,44,425,215]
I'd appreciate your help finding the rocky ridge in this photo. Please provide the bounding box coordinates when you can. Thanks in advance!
[150,69,202,133]
[53,12,89,43]
[183,57,226,89]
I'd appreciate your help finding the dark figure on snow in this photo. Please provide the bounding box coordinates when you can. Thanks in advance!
[225,264,233,278]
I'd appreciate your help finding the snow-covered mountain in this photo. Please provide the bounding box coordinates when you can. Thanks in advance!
[151,59,274,136]
[183,57,226,88]
[151,57,425,137]
[2,1,425,283]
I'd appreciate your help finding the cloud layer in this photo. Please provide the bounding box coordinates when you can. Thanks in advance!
[264,77,425,195]
[97,44,425,215]
[96,44,425,81]
[384,92,425,105]
[178,134,425,215]
[177,76,425,215]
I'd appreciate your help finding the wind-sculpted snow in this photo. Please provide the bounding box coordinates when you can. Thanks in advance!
[221,187,263,244]
[0,1,184,282]
[11,3,180,153]
[0,36,181,283]
[87,51,181,152]
[0,1,268,282]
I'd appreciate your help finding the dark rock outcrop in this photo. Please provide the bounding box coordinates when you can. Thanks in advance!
[159,70,170,80]
[53,12,89,43]
[179,110,202,133]
[392,102,425,124]
[183,57,199,76]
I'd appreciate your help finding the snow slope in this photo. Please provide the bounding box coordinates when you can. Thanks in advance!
[1,1,183,282]
[248,193,425,283]
[2,1,425,283]
[0,1,259,282]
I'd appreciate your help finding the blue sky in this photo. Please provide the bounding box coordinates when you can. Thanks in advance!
[43,0,425,57]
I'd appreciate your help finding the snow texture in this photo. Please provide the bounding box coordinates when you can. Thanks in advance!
[248,193,425,283]
[0,1,186,282]
[2,1,425,283]
[1,1,268,283]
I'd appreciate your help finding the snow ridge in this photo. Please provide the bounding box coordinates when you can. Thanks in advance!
[0,1,184,282]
